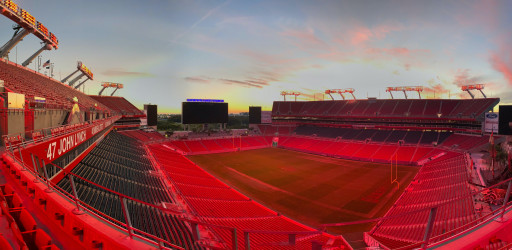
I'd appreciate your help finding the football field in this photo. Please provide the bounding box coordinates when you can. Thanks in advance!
[188,147,419,233]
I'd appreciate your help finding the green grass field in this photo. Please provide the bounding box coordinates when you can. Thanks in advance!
[188,147,419,234]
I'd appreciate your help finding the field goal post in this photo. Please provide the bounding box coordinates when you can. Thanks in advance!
[391,153,400,189]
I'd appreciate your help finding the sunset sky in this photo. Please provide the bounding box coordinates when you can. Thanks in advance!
[1,0,511,113]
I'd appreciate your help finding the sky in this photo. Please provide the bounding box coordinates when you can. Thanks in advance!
[1,0,512,113]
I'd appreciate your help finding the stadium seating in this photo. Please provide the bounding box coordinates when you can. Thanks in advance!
[89,95,144,116]
[200,139,224,151]
[272,98,498,120]
[119,130,164,142]
[0,59,108,110]
[257,124,294,135]
[369,153,477,247]
[278,135,438,164]
[0,184,59,250]
[441,134,490,150]
[294,126,452,146]
[163,136,270,155]
[55,131,202,249]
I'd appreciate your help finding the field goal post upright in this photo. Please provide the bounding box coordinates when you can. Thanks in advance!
[391,153,399,189]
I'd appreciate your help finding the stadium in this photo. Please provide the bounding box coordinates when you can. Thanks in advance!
[0,0,512,249]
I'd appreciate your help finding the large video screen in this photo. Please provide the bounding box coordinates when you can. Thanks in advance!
[182,102,228,124]
[249,106,261,124]
[145,104,157,126]
[499,105,512,135]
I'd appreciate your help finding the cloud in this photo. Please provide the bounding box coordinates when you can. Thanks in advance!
[172,0,229,42]
[185,76,270,88]
[281,27,330,52]
[449,69,498,98]
[184,76,211,84]
[246,79,270,86]
[345,23,405,46]
[490,53,512,86]
[404,63,411,71]
[102,69,153,78]
[424,78,450,96]
[350,26,373,45]
[220,79,265,88]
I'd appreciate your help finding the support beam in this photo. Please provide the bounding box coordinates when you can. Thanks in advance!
[74,78,89,89]
[98,86,108,96]
[0,28,30,58]
[467,90,475,99]
[386,86,422,100]
[110,87,120,96]
[421,207,438,249]
[61,69,79,83]
[280,91,301,102]
[479,89,487,98]
[68,72,85,87]
[22,43,52,67]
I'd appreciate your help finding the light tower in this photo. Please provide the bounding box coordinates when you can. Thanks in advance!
[461,84,486,99]
[280,91,301,101]
[0,1,58,63]
[99,82,123,96]
[324,88,356,100]
[63,61,93,88]
[110,83,123,96]
[386,86,423,99]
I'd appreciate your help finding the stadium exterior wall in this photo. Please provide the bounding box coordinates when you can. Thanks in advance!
[34,109,68,130]
[6,109,24,135]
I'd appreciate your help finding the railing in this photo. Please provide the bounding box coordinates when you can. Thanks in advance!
[2,115,120,149]
[6,143,187,249]
[3,130,512,249]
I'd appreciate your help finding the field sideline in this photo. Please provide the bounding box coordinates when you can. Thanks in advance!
[188,147,419,233]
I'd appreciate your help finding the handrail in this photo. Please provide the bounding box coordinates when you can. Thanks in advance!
[2,115,121,149]
[6,140,186,249]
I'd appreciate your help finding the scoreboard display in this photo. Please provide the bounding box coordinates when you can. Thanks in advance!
[144,104,157,126]
[249,106,262,124]
[182,102,228,124]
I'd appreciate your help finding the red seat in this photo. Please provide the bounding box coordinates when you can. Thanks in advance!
[8,193,23,210]
[0,201,8,216]
[19,209,37,232]
[10,222,29,250]
[0,233,12,249]
[34,229,52,250]
[41,244,60,250]
[1,184,15,196]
